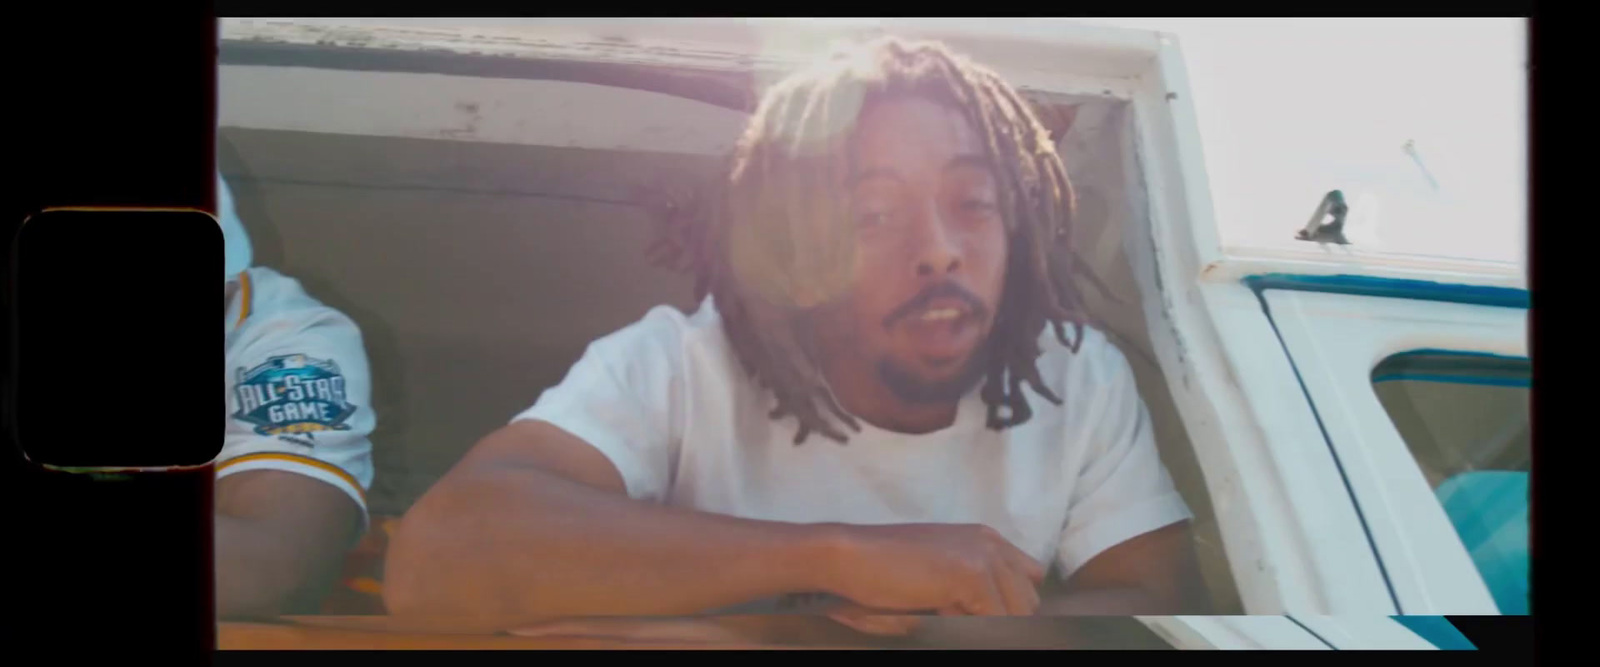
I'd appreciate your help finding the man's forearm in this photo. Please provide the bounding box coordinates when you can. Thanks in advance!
[1036,587,1198,616]
[384,465,841,625]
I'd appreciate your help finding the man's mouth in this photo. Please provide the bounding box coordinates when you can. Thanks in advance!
[892,294,984,363]
[911,297,974,325]
[885,283,987,330]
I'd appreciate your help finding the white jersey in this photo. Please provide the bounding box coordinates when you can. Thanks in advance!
[223,266,375,523]
[516,297,1191,583]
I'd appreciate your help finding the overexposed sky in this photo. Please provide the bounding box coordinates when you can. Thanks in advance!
[1086,18,1528,267]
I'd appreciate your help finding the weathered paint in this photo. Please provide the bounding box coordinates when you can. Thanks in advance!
[220,19,1147,101]
[219,65,751,156]
[1125,36,1399,614]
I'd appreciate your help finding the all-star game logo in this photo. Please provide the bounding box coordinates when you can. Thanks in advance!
[232,354,357,440]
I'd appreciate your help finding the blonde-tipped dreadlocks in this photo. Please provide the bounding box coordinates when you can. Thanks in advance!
[646,36,1095,445]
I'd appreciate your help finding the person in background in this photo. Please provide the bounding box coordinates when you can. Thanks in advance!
[384,37,1209,635]
[217,172,377,619]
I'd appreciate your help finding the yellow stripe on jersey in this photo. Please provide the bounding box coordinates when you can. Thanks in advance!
[235,270,253,329]
[347,577,384,595]
[216,452,366,505]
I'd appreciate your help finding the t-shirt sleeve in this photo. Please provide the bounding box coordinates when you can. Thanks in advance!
[510,306,687,503]
[1055,335,1193,580]
[222,295,376,524]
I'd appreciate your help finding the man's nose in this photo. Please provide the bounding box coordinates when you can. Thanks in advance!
[910,209,962,278]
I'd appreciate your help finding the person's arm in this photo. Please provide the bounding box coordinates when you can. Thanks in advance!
[383,419,835,623]
[385,308,1045,628]
[384,419,1045,629]
[382,309,836,623]
[1042,333,1209,615]
[1036,520,1211,615]
[217,270,378,619]
[215,470,362,619]
[825,521,1208,639]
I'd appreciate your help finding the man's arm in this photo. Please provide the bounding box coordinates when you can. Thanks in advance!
[1037,520,1212,615]
[383,420,1044,630]
[215,470,362,619]
[826,521,1208,639]
[384,419,835,626]
[1037,332,1208,615]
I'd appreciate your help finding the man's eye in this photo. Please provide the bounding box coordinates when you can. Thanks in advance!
[960,199,997,213]
[857,211,892,228]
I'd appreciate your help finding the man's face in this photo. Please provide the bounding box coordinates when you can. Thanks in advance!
[818,96,1009,404]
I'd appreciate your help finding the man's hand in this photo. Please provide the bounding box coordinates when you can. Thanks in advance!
[819,523,1045,617]
[820,520,1208,638]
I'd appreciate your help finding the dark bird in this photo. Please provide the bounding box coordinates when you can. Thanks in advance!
[1297,189,1350,245]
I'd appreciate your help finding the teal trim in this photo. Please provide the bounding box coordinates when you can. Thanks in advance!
[1244,273,1529,310]
[1371,374,1532,388]
[1387,349,1528,363]
[1391,616,1477,650]
[1371,350,1531,388]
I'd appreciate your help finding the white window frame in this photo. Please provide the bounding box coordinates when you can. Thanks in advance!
[1260,289,1526,614]
[1138,615,1440,649]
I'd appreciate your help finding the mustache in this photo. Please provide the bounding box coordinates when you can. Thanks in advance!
[882,281,988,329]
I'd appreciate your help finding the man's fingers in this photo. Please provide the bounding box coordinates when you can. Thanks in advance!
[993,565,1041,616]
[958,574,1010,616]
[995,541,1047,584]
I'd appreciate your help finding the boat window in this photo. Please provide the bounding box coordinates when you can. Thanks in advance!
[1371,350,1530,614]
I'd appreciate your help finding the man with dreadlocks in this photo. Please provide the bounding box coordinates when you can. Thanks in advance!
[385,36,1209,633]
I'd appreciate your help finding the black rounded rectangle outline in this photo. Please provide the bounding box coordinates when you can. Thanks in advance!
[11,207,224,471]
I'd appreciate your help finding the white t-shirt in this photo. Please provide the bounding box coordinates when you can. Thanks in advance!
[222,267,375,524]
[515,297,1190,584]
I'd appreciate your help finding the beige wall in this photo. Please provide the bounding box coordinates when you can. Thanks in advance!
[221,128,709,515]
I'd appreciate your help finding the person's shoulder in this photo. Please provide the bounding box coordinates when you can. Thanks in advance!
[1035,322,1136,392]
[240,266,337,316]
[234,267,364,347]
[616,295,727,349]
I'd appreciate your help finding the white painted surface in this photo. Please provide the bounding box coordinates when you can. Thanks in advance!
[1263,290,1521,614]
[1122,39,1397,614]
[216,19,1151,154]
[1293,616,1441,650]
[219,18,1145,100]
[1139,616,1334,649]
[219,66,751,155]
[1201,285,1398,613]
[245,18,1165,79]
[1200,251,1524,291]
